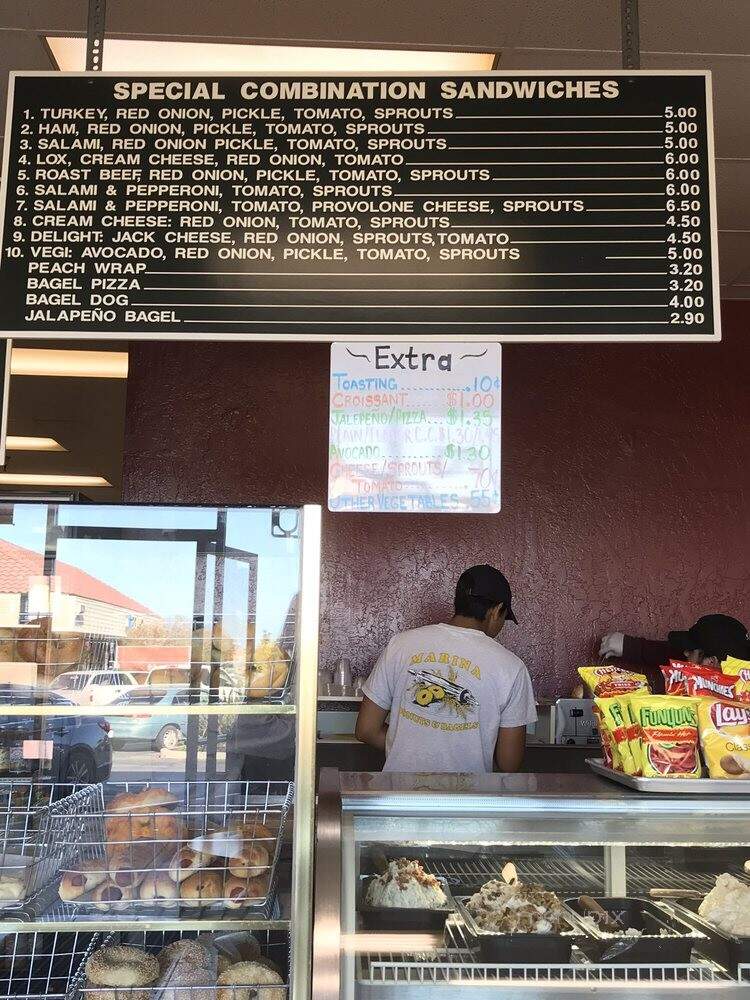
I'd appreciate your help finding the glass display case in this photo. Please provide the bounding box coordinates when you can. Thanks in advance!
[314,769,750,1000]
[0,501,321,1000]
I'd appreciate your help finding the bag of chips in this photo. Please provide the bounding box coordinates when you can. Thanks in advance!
[697,700,750,779]
[721,655,750,675]
[662,662,750,705]
[594,697,626,771]
[578,665,650,699]
[628,696,701,778]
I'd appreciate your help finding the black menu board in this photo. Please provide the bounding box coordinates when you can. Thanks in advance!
[0,72,719,341]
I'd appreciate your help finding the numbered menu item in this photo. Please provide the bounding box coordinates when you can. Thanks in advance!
[0,72,718,341]
[328,341,501,513]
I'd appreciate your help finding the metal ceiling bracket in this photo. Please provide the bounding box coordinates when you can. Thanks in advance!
[620,0,640,69]
[86,0,106,71]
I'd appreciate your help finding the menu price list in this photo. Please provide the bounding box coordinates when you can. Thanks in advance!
[328,342,501,514]
[0,73,718,340]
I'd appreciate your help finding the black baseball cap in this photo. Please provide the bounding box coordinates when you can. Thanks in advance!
[668,615,750,660]
[462,564,517,623]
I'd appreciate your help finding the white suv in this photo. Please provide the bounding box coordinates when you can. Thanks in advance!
[49,669,139,706]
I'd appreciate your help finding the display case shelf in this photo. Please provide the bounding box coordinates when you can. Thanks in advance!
[314,770,750,1000]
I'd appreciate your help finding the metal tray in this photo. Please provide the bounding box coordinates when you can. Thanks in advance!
[358,875,455,930]
[667,900,750,975]
[587,758,750,794]
[565,896,707,964]
[455,895,587,964]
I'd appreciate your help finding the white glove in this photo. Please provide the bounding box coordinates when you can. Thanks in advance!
[599,632,625,658]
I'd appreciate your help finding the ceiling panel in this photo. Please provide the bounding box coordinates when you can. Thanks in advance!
[510,0,620,50]
[498,47,620,69]
[640,0,750,55]
[7,0,527,50]
[0,30,53,121]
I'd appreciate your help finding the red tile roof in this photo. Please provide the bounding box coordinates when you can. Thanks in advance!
[0,538,154,616]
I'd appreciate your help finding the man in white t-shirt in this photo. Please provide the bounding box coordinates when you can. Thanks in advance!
[355,565,537,773]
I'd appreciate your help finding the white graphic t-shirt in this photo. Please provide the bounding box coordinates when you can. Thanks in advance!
[363,623,537,773]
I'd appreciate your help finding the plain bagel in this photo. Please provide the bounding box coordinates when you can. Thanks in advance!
[85,944,159,988]
[217,961,285,1000]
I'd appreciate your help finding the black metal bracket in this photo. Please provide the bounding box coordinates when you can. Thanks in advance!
[620,0,640,70]
[86,0,106,71]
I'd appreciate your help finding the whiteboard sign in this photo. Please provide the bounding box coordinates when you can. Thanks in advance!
[328,342,501,514]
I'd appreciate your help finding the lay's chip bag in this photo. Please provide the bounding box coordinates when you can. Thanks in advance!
[578,665,650,699]
[721,655,750,675]
[628,696,701,778]
[697,699,750,779]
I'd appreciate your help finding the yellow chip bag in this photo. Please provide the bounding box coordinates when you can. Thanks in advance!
[594,697,624,770]
[629,696,701,778]
[578,665,650,699]
[721,656,750,675]
[697,699,750,779]
[719,657,750,705]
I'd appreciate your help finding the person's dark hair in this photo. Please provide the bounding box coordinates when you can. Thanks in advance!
[454,572,501,622]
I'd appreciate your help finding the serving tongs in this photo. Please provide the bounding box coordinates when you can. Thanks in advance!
[648,888,705,900]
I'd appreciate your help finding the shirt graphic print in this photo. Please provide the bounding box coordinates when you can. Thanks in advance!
[363,623,537,773]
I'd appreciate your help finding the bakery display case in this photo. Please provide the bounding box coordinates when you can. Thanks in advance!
[314,769,750,1000]
[0,502,321,1000]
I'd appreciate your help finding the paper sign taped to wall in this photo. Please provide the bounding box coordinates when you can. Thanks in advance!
[328,342,501,514]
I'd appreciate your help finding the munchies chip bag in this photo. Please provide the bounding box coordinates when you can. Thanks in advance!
[578,665,650,699]
[629,696,701,778]
[697,699,750,779]
[662,662,750,705]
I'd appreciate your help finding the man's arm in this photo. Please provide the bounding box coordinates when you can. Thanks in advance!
[494,725,526,772]
[355,696,389,751]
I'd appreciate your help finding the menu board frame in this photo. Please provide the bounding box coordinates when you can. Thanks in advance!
[0,70,721,343]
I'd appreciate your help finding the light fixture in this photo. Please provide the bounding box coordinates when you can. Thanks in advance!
[0,473,110,487]
[11,349,128,379]
[46,37,495,73]
[5,436,66,452]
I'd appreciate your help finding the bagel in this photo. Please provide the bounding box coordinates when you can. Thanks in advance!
[138,873,179,907]
[83,982,152,1000]
[59,859,109,900]
[223,874,270,909]
[106,813,183,843]
[179,870,223,908]
[217,961,285,1000]
[90,880,135,911]
[0,874,25,901]
[85,945,159,988]
[158,961,213,1000]
[228,842,269,880]
[168,846,213,883]
[108,789,180,815]
[158,939,216,974]
[232,818,276,843]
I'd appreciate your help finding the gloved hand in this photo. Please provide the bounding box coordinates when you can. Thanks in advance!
[599,632,625,658]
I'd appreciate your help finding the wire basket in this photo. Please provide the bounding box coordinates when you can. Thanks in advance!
[0,781,102,913]
[0,931,101,1000]
[69,929,289,1000]
[58,781,292,916]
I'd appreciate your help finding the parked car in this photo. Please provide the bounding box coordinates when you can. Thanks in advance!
[109,686,195,751]
[49,669,140,706]
[0,685,112,783]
